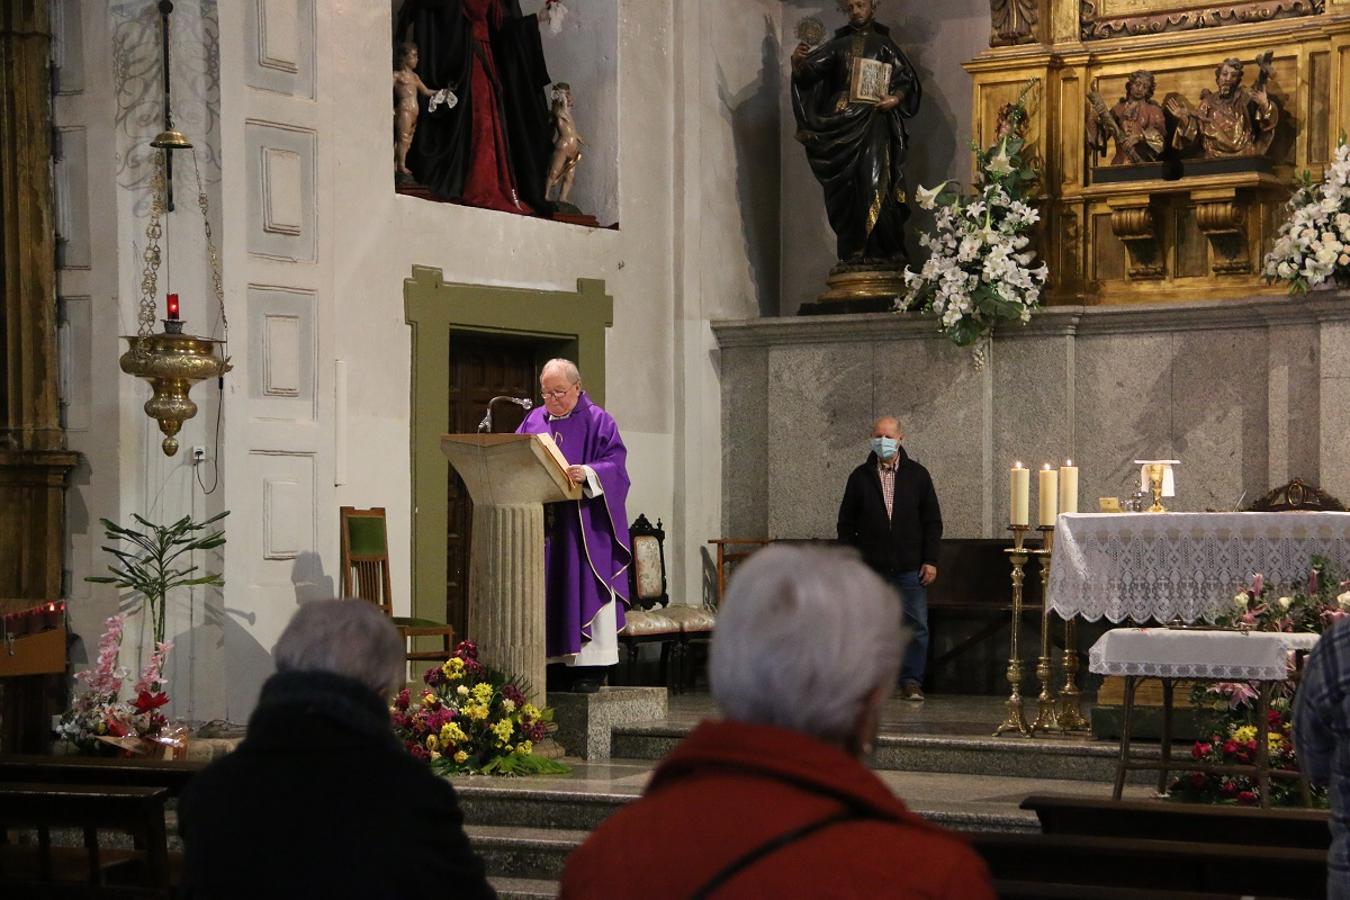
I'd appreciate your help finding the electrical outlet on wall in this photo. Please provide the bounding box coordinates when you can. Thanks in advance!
[191,446,207,464]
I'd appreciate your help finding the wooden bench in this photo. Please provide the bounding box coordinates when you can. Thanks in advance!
[0,782,172,896]
[0,754,205,797]
[966,831,1326,898]
[1020,792,1330,849]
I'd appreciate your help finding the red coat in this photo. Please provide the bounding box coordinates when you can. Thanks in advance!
[561,719,996,899]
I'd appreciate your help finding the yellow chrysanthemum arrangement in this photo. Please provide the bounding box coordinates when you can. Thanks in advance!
[389,639,566,777]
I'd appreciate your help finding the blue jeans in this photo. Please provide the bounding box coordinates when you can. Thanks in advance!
[890,570,929,687]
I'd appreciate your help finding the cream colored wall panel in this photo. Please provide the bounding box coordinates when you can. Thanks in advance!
[246,0,315,98]
[246,285,316,419]
[245,122,316,261]
[55,127,90,270]
[261,147,303,235]
[58,296,92,432]
[51,0,85,95]
[251,451,316,564]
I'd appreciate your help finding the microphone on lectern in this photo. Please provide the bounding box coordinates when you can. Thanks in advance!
[477,396,534,433]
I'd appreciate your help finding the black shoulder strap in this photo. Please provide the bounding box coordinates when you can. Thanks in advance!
[690,807,873,900]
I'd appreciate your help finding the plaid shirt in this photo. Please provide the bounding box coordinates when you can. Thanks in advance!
[877,458,897,520]
[1294,618,1350,894]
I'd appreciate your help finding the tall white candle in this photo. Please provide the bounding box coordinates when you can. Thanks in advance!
[1039,464,1059,527]
[1059,460,1079,516]
[1010,462,1030,527]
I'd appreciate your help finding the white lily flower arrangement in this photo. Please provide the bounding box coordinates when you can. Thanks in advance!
[899,99,1048,353]
[1265,140,1350,293]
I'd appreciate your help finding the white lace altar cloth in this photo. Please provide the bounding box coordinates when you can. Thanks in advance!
[1088,628,1321,681]
[1047,512,1350,623]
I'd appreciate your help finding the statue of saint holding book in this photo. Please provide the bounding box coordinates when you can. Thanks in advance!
[791,0,921,290]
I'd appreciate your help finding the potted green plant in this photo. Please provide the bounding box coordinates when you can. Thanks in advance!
[87,511,229,645]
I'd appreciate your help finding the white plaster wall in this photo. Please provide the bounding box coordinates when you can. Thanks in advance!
[58,0,231,722]
[779,2,990,315]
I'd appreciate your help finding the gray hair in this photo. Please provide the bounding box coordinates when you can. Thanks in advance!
[541,358,582,386]
[710,545,904,744]
[273,599,404,697]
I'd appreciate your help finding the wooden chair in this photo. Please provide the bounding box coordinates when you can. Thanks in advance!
[339,506,456,665]
[705,538,770,608]
[620,515,716,693]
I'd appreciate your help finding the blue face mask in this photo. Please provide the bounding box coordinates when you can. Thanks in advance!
[871,437,899,460]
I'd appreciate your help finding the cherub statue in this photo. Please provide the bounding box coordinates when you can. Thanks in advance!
[1086,70,1166,165]
[1165,54,1278,159]
[393,42,455,177]
[393,42,435,176]
[545,82,586,205]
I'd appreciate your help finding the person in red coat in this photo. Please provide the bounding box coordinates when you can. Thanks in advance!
[560,544,995,899]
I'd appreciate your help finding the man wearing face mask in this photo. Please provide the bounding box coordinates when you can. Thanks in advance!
[837,416,942,701]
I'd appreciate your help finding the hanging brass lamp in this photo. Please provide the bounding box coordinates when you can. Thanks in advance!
[121,0,230,457]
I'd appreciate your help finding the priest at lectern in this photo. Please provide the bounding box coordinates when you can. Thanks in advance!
[517,358,631,692]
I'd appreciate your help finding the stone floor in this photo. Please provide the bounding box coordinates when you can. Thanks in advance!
[453,691,1162,897]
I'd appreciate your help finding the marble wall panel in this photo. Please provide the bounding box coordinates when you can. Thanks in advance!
[992,334,1073,527]
[1169,327,1269,512]
[1320,376,1350,501]
[1072,332,1175,508]
[766,342,875,538]
[720,346,769,537]
[1267,323,1321,487]
[54,127,90,270]
[875,337,988,538]
[246,286,317,420]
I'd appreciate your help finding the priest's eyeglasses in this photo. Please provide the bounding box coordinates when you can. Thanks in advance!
[542,387,574,400]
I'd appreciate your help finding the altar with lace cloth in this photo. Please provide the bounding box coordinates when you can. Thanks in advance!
[1046,512,1350,624]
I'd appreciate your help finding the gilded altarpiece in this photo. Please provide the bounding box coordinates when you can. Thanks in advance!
[967,0,1350,303]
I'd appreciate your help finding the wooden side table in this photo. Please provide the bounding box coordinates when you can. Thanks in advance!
[1090,628,1320,809]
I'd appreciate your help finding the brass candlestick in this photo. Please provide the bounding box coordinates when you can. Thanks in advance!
[1058,617,1090,732]
[1031,524,1060,733]
[994,524,1033,737]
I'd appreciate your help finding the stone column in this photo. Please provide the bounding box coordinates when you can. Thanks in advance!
[468,503,546,704]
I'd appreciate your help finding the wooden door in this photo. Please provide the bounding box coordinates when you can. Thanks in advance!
[446,334,542,637]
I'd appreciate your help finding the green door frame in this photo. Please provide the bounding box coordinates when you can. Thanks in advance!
[404,265,614,626]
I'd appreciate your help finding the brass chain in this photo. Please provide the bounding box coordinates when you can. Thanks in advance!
[191,148,227,340]
[136,152,167,344]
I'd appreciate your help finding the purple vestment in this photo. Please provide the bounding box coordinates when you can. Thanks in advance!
[517,392,631,657]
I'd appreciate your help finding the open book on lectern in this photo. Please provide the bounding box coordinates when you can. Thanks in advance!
[440,433,582,507]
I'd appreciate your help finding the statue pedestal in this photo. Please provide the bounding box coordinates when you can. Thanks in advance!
[799,266,906,315]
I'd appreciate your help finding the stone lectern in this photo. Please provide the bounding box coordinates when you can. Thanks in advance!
[440,433,580,703]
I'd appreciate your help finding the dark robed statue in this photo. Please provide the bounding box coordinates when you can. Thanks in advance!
[792,0,921,266]
[394,0,554,215]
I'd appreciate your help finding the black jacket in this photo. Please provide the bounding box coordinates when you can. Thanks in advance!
[178,669,495,900]
[837,447,943,575]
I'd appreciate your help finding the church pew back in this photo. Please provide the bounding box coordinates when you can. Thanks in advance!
[1020,792,1331,849]
[966,831,1326,898]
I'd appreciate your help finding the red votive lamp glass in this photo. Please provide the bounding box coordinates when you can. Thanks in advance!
[43,601,62,630]
[166,293,180,321]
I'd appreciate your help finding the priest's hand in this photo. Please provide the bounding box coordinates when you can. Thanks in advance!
[566,465,588,484]
[920,564,937,586]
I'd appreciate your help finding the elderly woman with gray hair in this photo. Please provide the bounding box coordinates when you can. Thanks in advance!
[561,545,994,899]
[178,600,496,899]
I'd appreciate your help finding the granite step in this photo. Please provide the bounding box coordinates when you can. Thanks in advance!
[610,724,1160,784]
[489,876,560,900]
[467,823,585,882]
